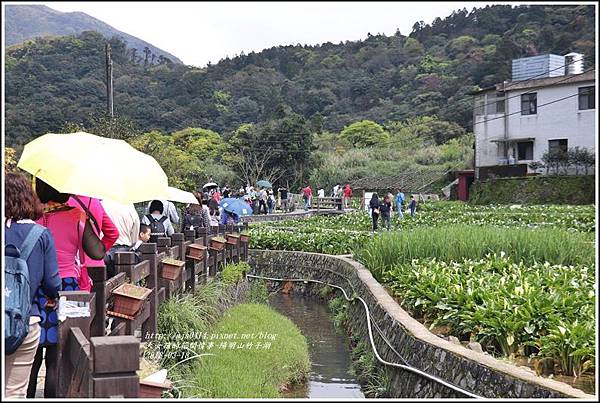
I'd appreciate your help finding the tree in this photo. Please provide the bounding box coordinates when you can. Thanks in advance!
[171,127,227,160]
[568,146,595,175]
[225,112,314,188]
[4,147,17,172]
[579,148,595,176]
[61,113,141,140]
[143,47,151,67]
[541,148,568,175]
[403,37,424,59]
[128,131,202,190]
[339,120,389,147]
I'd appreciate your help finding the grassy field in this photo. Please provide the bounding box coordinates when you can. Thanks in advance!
[182,303,310,398]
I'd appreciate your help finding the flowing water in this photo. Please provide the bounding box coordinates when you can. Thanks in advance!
[270,293,365,399]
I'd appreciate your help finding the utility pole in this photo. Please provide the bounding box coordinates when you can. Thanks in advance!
[105,43,114,117]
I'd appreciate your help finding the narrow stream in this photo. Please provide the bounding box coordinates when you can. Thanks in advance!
[270,293,365,399]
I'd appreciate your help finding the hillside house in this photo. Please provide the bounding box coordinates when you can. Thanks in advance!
[472,54,596,180]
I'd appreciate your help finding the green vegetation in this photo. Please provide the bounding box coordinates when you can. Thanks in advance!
[469,176,596,205]
[6,6,595,148]
[220,262,250,285]
[5,6,595,190]
[250,201,596,379]
[150,271,306,398]
[182,304,310,398]
[249,203,595,256]
[382,254,595,376]
[153,281,224,368]
[354,226,594,280]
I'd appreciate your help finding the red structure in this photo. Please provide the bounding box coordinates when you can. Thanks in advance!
[456,170,475,201]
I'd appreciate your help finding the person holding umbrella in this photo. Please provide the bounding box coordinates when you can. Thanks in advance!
[28,178,90,398]
[219,197,253,224]
[220,209,240,225]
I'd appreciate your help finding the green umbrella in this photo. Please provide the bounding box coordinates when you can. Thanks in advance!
[256,179,272,188]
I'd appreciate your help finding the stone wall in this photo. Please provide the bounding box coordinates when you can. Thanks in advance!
[469,175,595,205]
[248,250,593,399]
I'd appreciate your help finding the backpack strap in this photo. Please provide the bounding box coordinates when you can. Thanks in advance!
[145,214,156,223]
[71,195,101,234]
[158,216,168,223]
[19,224,46,261]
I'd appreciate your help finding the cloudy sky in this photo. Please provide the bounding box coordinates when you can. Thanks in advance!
[38,1,498,67]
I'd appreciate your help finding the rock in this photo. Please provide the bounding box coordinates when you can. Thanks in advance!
[467,341,484,354]
[446,335,461,346]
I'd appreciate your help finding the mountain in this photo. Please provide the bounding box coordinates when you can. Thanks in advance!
[4,4,183,64]
[4,5,595,148]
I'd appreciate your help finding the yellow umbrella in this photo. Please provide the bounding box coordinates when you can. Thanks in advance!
[17,131,169,204]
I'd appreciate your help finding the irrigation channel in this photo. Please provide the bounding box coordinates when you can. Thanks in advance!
[270,293,365,398]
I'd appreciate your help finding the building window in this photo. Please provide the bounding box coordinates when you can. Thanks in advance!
[578,86,595,110]
[495,99,505,113]
[521,93,537,115]
[517,141,534,160]
[549,139,568,153]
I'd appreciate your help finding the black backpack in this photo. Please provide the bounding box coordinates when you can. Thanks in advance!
[185,212,204,230]
[146,214,167,243]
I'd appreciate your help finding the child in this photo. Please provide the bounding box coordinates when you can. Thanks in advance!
[132,224,151,251]
[408,196,417,217]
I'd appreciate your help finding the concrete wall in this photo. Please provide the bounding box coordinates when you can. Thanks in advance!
[248,250,594,399]
[474,78,596,169]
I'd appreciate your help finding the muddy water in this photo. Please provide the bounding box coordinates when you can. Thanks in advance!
[270,293,365,399]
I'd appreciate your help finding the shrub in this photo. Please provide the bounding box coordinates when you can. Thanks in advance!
[221,262,250,285]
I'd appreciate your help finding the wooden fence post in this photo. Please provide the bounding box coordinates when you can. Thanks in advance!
[138,243,158,341]
[197,227,208,246]
[88,265,107,337]
[56,291,95,397]
[156,237,171,255]
[90,336,139,397]
[171,233,185,260]
[184,229,195,243]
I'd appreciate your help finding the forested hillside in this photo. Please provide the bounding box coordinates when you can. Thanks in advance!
[5,4,594,149]
[4,5,595,191]
[5,4,182,63]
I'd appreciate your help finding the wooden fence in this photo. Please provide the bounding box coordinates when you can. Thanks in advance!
[52,223,250,398]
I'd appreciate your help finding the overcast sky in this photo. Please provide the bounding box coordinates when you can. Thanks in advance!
[33,1,501,67]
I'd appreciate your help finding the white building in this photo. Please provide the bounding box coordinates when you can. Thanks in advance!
[472,67,595,178]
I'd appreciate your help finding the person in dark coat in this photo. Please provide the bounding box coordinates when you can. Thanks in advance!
[369,193,380,232]
[379,194,392,230]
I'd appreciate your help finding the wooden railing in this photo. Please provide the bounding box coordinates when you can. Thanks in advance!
[54,223,250,398]
[314,196,344,210]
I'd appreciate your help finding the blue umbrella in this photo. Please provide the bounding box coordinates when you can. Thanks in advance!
[219,198,253,216]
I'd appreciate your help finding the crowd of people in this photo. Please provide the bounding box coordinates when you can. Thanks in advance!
[5,172,413,397]
[300,183,353,210]
[368,189,417,232]
[3,173,202,398]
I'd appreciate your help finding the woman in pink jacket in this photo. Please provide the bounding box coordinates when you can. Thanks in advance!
[29,178,86,397]
[67,195,119,291]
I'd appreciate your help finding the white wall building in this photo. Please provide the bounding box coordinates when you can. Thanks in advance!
[472,69,595,178]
